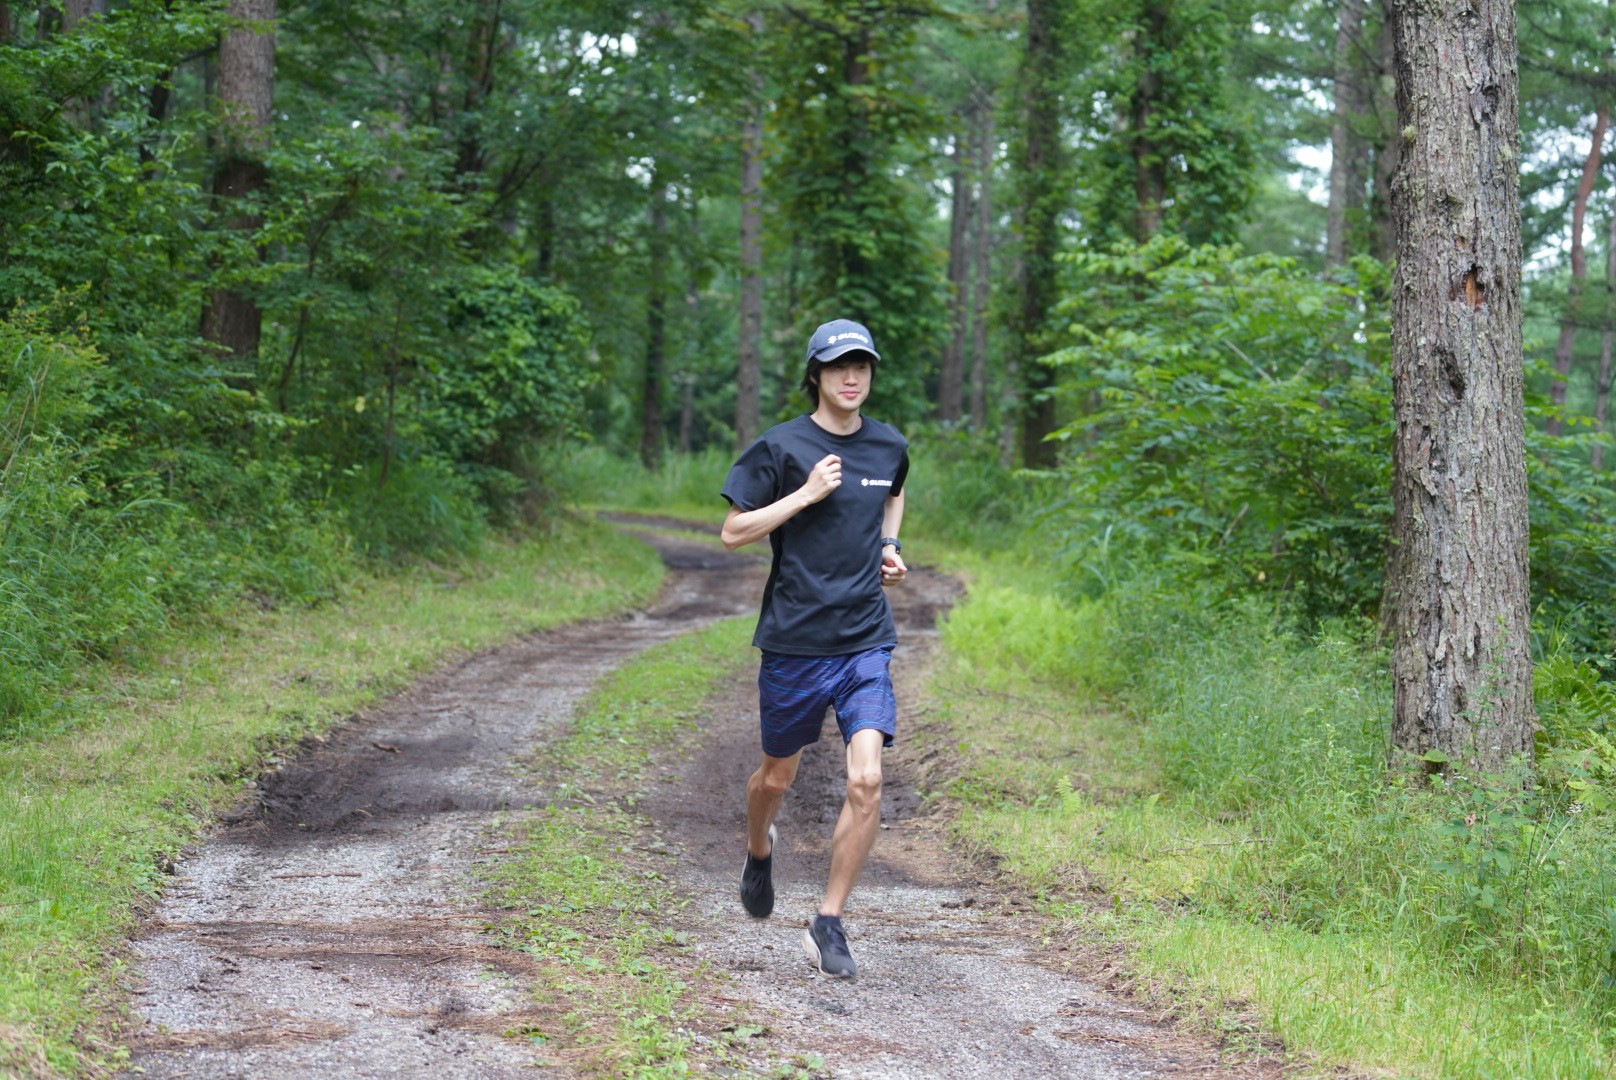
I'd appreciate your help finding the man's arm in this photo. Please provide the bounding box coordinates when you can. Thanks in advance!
[721,453,843,550]
[880,489,907,586]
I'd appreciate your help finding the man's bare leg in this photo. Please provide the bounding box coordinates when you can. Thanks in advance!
[819,728,885,916]
[746,750,802,858]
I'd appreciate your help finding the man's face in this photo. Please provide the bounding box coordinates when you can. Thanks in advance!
[817,357,873,414]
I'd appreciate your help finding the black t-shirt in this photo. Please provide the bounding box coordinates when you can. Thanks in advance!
[722,414,910,657]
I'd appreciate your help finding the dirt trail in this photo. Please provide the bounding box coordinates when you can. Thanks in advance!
[124,522,1277,1078]
[123,532,766,1079]
[644,551,1277,1079]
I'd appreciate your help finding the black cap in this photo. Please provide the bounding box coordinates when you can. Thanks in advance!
[806,319,880,365]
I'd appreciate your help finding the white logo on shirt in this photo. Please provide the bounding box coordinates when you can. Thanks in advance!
[861,478,892,487]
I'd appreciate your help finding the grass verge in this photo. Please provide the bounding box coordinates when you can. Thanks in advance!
[0,518,664,1078]
[928,555,1616,1079]
[479,614,823,1078]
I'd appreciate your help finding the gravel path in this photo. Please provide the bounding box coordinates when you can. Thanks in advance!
[122,521,1279,1078]
[122,533,765,1079]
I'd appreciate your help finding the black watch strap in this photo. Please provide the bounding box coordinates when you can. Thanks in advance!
[880,536,902,553]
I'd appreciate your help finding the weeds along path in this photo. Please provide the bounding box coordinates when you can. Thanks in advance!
[122,529,767,1079]
[643,538,1281,1079]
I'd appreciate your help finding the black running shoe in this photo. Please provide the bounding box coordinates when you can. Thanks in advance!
[803,914,856,978]
[739,824,777,918]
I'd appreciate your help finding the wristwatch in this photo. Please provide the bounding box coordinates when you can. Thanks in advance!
[880,537,902,553]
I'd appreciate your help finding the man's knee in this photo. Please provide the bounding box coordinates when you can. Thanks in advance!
[846,763,882,809]
[753,760,797,799]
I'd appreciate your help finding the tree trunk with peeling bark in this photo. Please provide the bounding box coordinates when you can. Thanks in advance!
[1547,109,1609,436]
[201,0,276,373]
[1386,0,1535,773]
[1327,0,1369,267]
[735,12,764,451]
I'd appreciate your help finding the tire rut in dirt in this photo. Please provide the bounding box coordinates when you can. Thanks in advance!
[640,570,1282,1079]
[122,532,765,1080]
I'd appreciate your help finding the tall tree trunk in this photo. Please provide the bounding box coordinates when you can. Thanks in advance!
[1327,0,1369,267]
[454,0,501,180]
[0,6,11,42]
[1386,0,1534,774]
[1595,206,1616,471]
[970,97,995,431]
[200,0,277,374]
[940,127,970,423]
[61,0,111,123]
[1131,1,1167,241]
[1547,108,1610,436]
[640,192,669,470]
[60,0,105,30]
[1015,0,1064,467]
[679,208,702,455]
[1369,1,1400,263]
[736,11,764,450]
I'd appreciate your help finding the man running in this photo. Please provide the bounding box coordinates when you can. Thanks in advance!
[719,318,908,979]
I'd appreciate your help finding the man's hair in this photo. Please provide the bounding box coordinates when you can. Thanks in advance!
[801,351,877,409]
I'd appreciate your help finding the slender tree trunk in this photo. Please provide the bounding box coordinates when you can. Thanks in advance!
[1370,1,1400,263]
[60,0,105,30]
[0,6,11,43]
[1386,0,1534,774]
[679,209,702,455]
[1015,0,1064,467]
[200,0,277,374]
[139,72,174,171]
[640,192,669,470]
[1131,1,1167,241]
[1327,0,1369,267]
[970,97,995,431]
[1547,109,1610,436]
[1595,206,1616,470]
[940,127,970,423]
[61,0,111,123]
[736,11,764,450]
[454,0,501,180]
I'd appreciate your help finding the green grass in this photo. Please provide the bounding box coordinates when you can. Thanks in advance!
[0,518,664,1077]
[547,445,732,521]
[481,613,829,1078]
[928,554,1616,1079]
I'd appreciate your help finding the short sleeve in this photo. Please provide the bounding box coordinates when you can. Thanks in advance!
[890,448,910,497]
[721,436,780,511]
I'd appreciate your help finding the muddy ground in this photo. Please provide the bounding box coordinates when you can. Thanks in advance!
[122,523,1281,1079]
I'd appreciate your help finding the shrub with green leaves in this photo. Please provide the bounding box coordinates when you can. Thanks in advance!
[1047,237,1616,662]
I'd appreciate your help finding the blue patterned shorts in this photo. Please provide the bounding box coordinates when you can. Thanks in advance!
[757,645,897,759]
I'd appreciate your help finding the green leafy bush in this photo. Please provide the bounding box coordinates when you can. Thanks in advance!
[1048,237,1616,662]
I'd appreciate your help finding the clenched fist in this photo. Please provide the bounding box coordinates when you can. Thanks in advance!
[799,454,842,505]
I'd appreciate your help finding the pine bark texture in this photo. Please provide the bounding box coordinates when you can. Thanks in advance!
[1386,0,1534,772]
[1327,0,1369,266]
[940,129,970,422]
[735,12,764,451]
[201,0,276,366]
[1547,109,1609,436]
